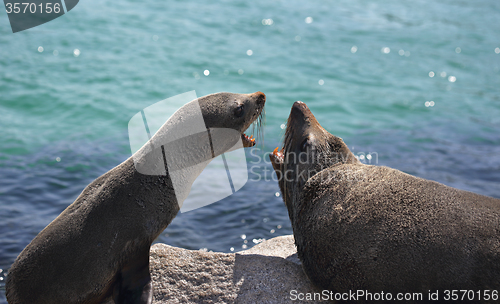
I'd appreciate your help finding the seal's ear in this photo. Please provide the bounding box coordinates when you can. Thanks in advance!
[300,137,311,152]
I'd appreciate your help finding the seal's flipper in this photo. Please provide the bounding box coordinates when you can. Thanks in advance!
[113,250,152,304]
[139,281,153,304]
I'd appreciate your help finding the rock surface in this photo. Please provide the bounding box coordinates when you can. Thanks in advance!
[150,235,324,303]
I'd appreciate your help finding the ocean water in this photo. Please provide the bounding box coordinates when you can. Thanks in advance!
[1,0,500,301]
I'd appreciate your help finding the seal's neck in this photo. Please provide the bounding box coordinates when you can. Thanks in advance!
[130,99,210,208]
[131,99,241,211]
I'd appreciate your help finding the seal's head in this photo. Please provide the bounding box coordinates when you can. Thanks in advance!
[269,101,358,216]
[133,91,266,177]
[199,91,266,147]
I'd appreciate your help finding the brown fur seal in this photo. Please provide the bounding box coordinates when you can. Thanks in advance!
[270,101,500,301]
[6,91,265,304]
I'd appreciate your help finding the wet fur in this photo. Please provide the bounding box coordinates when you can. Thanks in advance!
[6,92,265,304]
[271,101,500,300]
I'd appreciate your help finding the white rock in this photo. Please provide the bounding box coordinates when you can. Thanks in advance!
[150,235,323,303]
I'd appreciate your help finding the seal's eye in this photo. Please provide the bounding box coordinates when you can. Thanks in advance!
[234,104,244,117]
[301,138,310,152]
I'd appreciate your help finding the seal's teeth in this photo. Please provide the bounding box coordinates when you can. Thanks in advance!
[271,146,285,163]
[244,134,255,142]
[242,133,256,147]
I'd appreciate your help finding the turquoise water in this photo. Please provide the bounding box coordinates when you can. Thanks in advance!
[1,0,500,300]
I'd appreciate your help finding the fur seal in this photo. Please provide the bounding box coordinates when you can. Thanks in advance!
[6,91,265,304]
[270,101,500,299]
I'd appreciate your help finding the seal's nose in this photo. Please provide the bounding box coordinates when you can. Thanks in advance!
[252,91,266,105]
[291,101,312,119]
[292,101,306,110]
[289,100,321,128]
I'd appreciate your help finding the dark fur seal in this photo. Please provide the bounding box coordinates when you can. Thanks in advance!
[6,92,265,304]
[270,101,500,300]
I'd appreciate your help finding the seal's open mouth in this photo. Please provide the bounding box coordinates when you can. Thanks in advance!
[269,146,284,174]
[241,134,256,147]
[269,100,313,172]
[241,92,265,148]
[271,146,284,162]
[272,147,284,160]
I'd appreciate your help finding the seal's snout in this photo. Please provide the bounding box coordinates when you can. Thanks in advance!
[291,101,309,115]
[251,91,266,105]
[293,100,306,108]
[290,101,315,124]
